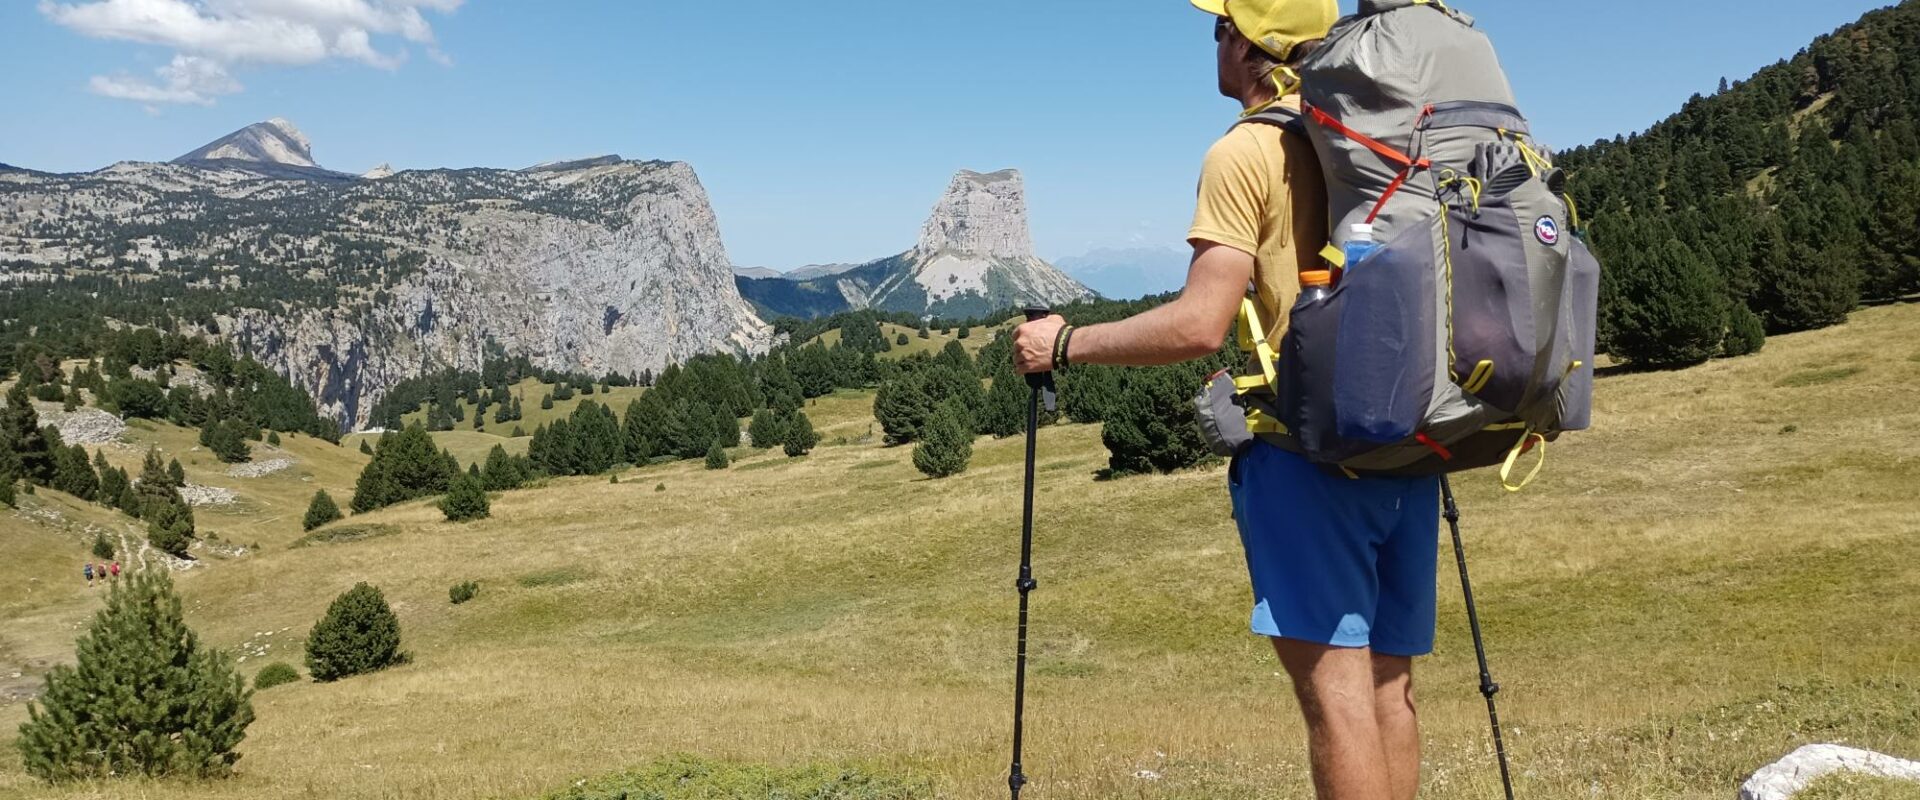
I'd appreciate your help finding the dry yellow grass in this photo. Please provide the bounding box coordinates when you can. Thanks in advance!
[3,305,1919,799]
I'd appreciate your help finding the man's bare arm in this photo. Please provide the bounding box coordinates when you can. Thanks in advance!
[1013,242,1253,373]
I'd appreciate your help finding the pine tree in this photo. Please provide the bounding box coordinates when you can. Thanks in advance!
[912,402,974,478]
[166,458,186,488]
[873,372,934,446]
[747,408,787,450]
[359,438,374,455]
[136,450,195,558]
[52,445,99,502]
[97,466,130,511]
[207,420,251,464]
[896,332,910,346]
[782,410,818,458]
[350,425,458,513]
[303,490,342,532]
[1,381,56,485]
[481,444,529,491]
[16,569,253,782]
[1102,366,1216,475]
[1604,236,1728,368]
[541,393,555,410]
[704,441,730,470]
[304,583,404,682]
[438,474,490,522]
[90,532,114,561]
[979,371,1029,439]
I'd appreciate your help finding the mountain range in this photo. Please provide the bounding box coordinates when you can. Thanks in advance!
[734,169,1094,319]
[2,120,769,429]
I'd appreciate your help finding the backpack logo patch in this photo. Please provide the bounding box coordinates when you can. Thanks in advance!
[1534,216,1561,246]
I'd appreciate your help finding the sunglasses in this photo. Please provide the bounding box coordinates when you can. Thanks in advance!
[1214,17,1233,42]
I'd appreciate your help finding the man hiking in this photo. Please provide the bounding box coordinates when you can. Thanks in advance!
[1013,2,1437,798]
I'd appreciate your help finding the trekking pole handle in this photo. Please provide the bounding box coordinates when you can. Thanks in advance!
[1022,305,1054,389]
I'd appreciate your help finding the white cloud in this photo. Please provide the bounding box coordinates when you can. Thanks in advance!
[90,54,242,105]
[41,0,463,105]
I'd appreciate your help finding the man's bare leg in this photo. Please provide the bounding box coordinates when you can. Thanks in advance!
[1274,638,1395,800]
[1372,653,1420,800]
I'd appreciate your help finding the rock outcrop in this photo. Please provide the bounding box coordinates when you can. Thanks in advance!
[1740,744,1920,800]
[0,121,773,430]
[174,118,320,169]
[735,169,1094,319]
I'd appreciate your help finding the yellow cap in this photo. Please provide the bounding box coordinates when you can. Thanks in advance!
[1192,0,1338,61]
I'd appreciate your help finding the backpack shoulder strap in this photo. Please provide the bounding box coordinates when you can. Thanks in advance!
[1233,106,1307,137]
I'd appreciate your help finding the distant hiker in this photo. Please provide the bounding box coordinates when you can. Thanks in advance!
[1013,1,1434,798]
[109,561,121,579]
[83,563,95,587]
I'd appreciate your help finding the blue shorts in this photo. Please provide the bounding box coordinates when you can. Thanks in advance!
[1228,442,1441,656]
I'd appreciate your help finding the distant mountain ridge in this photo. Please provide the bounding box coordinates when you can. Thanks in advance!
[737,169,1094,319]
[2,119,771,429]
[173,117,321,169]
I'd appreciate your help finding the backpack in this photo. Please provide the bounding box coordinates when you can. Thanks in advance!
[1199,0,1600,491]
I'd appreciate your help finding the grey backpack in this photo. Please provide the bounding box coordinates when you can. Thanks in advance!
[1202,0,1601,490]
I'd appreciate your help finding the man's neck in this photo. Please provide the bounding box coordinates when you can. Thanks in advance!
[1239,87,1279,112]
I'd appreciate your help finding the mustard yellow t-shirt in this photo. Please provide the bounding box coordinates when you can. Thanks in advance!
[1185,99,1328,344]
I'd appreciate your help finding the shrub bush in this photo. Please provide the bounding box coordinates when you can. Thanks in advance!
[704,441,730,470]
[912,403,973,479]
[304,582,404,682]
[253,662,299,690]
[439,474,491,522]
[303,490,342,531]
[16,569,252,782]
[449,581,479,605]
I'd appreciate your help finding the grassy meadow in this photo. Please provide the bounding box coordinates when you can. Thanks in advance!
[2,304,1919,799]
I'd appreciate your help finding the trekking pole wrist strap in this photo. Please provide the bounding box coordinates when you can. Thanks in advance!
[1052,326,1076,371]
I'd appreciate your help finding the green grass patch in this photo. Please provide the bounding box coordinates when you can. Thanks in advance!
[1800,773,1920,800]
[848,459,897,471]
[1775,366,1867,388]
[517,567,593,588]
[536,755,929,800]
[734,457,790,472]
[291,523,399,548]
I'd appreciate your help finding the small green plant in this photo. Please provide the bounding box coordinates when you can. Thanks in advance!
[266,431,281,447]
[655,483,666,492]
[449,581,479,605]
[609,473,620,484]
[1781,424,1799,434]
[704,441,730,470]
[304,582,405,682]
[90,532,114,561]
[253,662,299,690]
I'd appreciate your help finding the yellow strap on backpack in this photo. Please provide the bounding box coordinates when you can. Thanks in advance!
[1498,431,1549,493]
[1234,296,1280,393]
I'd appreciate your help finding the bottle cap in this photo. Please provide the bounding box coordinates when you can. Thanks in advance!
[1300,269,1334,287]
[1350,223,1375,237]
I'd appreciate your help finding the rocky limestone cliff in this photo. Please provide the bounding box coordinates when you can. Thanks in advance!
[1,122,771,429]
[174,118,320,169]
[735,169,1093,319]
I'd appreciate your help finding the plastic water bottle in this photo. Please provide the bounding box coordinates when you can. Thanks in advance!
[1343,222,1381,268]
[1300,269,1334,305]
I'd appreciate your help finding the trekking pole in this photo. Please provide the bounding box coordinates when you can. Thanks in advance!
[1008,305,1057,799]
[1440,476,1517,800]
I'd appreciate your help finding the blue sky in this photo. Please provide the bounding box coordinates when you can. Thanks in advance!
[0,1,1895,286]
